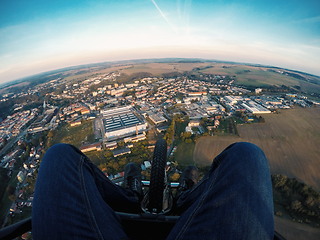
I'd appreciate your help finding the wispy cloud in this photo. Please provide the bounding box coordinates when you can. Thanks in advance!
[151,0,177,32]
[176,0,192,36]
[293,15,320,24]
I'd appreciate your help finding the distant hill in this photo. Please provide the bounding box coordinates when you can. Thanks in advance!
[1,58,319,96]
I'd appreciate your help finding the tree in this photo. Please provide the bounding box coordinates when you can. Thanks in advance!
[6,185,16,195]
[244,116,248,122]
[184,115,189,122]
[31,138,39,147]
[47,131,54,140]
[117,140,125,148]
[8,195,16,202]
[305,196,314,208]
[174,161,178,168]
[170,173,180,181]
[235,111,244,118]
[112,162,120,171]
[291,200,302,212]
[272,174,287,187]
[258,116,265,123]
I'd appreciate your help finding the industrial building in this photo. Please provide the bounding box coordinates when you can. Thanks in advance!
[241,101,271,114]
[101,106,147,141]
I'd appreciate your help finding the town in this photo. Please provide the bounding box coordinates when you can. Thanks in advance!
[0,70,319,232]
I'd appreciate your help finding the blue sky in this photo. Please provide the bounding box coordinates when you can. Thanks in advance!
[0,0,319,84]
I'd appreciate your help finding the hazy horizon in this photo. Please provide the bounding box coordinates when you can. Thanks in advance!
[1,0,319,85]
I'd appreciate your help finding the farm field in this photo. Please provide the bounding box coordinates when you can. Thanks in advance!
[33,61,320,97]
[274,216,320,240]
[61,65,132,82]
[199,63,300,87]
[193,106,320,190]
[121,62,210,76]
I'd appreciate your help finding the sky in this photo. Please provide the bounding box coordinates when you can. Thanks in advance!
[0,0,320,84]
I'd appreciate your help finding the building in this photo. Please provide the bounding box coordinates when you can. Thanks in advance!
[188,120,200,127]
[101,106,147,141]
[188,91,207,96]
[113,147,131,157]
[105,141,117,150]
[255,88,262,94]
[157,125,169,133]
[17,171,26,183]
[80,142,102,153]
[124,134,146,143]
[148,113,167,124]
[241,101,271,114]
[70,120,81,127]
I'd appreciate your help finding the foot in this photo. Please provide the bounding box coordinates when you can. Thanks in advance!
[176,165,199,199]
[124,162,143,200]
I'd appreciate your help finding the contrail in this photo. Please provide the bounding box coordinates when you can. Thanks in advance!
[151,0,177,32]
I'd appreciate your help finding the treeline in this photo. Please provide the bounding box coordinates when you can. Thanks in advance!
[221,117,239,135]
[164,119,176,146]
[272,174,320,223]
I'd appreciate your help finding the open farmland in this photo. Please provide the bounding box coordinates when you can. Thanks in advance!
[274,216,320,240]
[121,62,211,76]
[61,65,132,82]
[193,106,320,190]
[199,63,300,87]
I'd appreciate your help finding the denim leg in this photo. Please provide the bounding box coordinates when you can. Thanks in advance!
[167,142,274,240]
[32,143,136,240]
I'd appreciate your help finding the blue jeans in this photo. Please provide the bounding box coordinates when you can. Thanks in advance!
[32,142,274,239]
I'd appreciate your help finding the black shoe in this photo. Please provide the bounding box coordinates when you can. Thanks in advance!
[124,162,143,199]
[176,165,199,199]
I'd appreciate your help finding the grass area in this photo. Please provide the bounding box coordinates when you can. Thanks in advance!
[300,81,320,95]
[85,150,105,166]
[234,117,244,124]
[236,69,299,87]
[51,119,95,148]
[173,141,195,165]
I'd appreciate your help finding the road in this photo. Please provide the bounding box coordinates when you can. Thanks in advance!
[0,127,29,157]
[94,116,105,141]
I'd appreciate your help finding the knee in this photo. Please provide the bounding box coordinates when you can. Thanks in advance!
[41,143,81,169]
[221,142,268,167]
[231,142,264,155]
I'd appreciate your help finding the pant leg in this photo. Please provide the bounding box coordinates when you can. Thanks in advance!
[32,143,136,240]
[167,142,274,240]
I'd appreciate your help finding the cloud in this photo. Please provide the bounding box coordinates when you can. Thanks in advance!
[151,0,177,32]
[293,15,320,24]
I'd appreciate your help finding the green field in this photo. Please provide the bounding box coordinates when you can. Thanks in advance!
[173,141,195,166]
[51,120,95,148]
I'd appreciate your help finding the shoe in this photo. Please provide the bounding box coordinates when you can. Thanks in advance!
[124,162,143,199]
[176,165,199,199]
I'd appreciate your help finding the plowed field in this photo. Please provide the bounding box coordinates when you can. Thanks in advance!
[194,106,320,190]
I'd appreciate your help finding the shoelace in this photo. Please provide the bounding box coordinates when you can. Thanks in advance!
[126,176,138,192]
